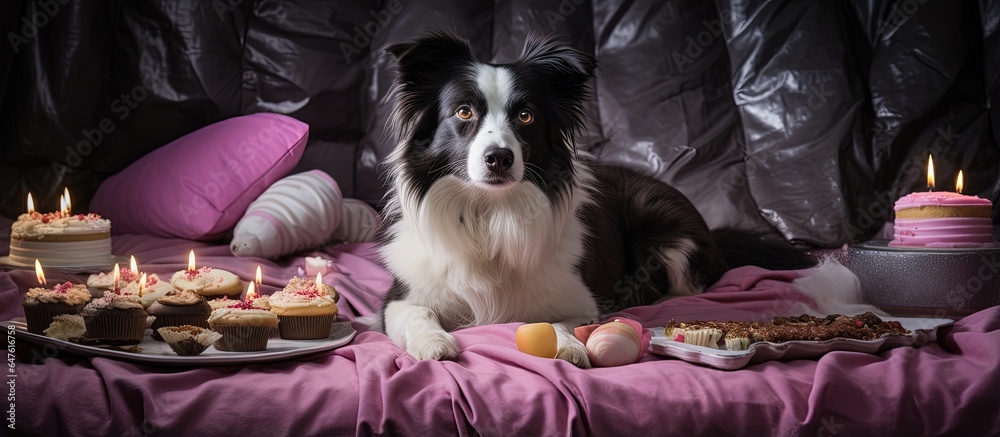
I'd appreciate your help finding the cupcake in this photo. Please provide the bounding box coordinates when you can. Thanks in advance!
[88,267,173,307]
[128,275,175,308]
[43,314,86,341]
[285,275,339,299]
[22,281,92,334]
[147,290,211,341]
[80,291,151,345]
[157,325,222,356]
[86,268,127,295]
[269,277,339,340]
[207,296,242,311]
[207,301,278,352]
[86,265,143,296]
[249,293,271,310]
[171,267,243,300]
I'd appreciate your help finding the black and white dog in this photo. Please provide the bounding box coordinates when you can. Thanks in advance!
[378,31,813,367]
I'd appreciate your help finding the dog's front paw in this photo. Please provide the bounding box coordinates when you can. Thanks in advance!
[556,338,591,368]
[407,330,460,361]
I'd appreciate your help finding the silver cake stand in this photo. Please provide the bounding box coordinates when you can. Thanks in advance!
[849,240,1000,318]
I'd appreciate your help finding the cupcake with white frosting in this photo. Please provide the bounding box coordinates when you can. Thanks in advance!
[269,277,339,339]
[22,281,92,334]
[207,301,278,351]
[87,268,173,307]
[171,266,243,300]
[80,291,151,345]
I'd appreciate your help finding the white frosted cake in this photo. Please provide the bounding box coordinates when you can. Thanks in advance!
[10,212,112,267]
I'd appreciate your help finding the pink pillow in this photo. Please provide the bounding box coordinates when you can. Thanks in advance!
[91,113,309,240]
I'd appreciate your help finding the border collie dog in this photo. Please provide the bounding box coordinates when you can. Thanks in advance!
[378,31,813,367]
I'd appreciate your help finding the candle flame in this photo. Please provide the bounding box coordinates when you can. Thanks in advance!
[59,195,67,215]
[64,188,71,214]
[255,265,262,286]
[113,263,121,290]
[188,250,196,271]
[957,170,964,194]
[34,259,46,285]
[138,273,147,297]
[27,193,34,214]
[927,155,935,190]
[246,282,256,302]
[315,272,323,292]
[130,255,138,275]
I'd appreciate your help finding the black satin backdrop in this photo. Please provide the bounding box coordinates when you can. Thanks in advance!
[1,0,997,247]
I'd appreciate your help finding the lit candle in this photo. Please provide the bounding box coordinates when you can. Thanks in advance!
[64,188,71,214]
[188,250,196,272]
[890,160,995,248]
[34,259,46,285]
[315,272,323,293]
[26,193,34,214]
[246,282,256,302]
[129,255,139,276]
[138,273,147,297]
[927,155,935,191]
[113,262,121,291]
[59,195,67,215]
[255,265,262,286]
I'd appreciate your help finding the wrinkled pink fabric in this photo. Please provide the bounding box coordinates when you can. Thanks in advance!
[4,232,999,436]
[90,113,309,240]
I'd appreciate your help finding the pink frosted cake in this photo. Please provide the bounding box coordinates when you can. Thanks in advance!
[10,212,112,267]
[889,192,996,248]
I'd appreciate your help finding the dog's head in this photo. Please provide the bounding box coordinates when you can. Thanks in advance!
[384,31,595,199]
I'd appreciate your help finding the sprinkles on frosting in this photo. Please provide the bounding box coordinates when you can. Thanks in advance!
[185,266,214,280]
[52,281,74,294]
[227,300,265,310]
[26,211,103,223]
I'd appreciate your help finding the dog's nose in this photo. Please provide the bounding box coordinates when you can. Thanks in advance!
[484,148,514,172]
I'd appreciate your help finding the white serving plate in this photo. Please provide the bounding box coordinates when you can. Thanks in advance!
[5,319,357,366]
[649,317,953,370]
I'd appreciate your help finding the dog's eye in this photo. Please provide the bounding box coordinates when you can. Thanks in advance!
[456,106,473,120]
[518,109,534,124]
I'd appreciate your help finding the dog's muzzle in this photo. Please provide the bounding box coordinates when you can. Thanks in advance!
[482,147,515,184]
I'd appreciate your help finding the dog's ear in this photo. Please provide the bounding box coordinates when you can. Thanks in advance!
[517,35,596,150]
[385,31,475,138]
[517,34,596,82]
[386,30,476,85]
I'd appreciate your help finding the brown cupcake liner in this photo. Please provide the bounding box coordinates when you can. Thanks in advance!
[158,326,223,356]
[209,324,275,352]
[167,337,212,356]
[23,304,85,335]
[276,314,335,340]
[83,315,147,345]
[150,314,210,341]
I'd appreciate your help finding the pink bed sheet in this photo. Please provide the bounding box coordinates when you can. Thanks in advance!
[4,233,999,436]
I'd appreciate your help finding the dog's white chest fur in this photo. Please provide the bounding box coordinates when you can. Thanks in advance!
[381,176,598,330]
